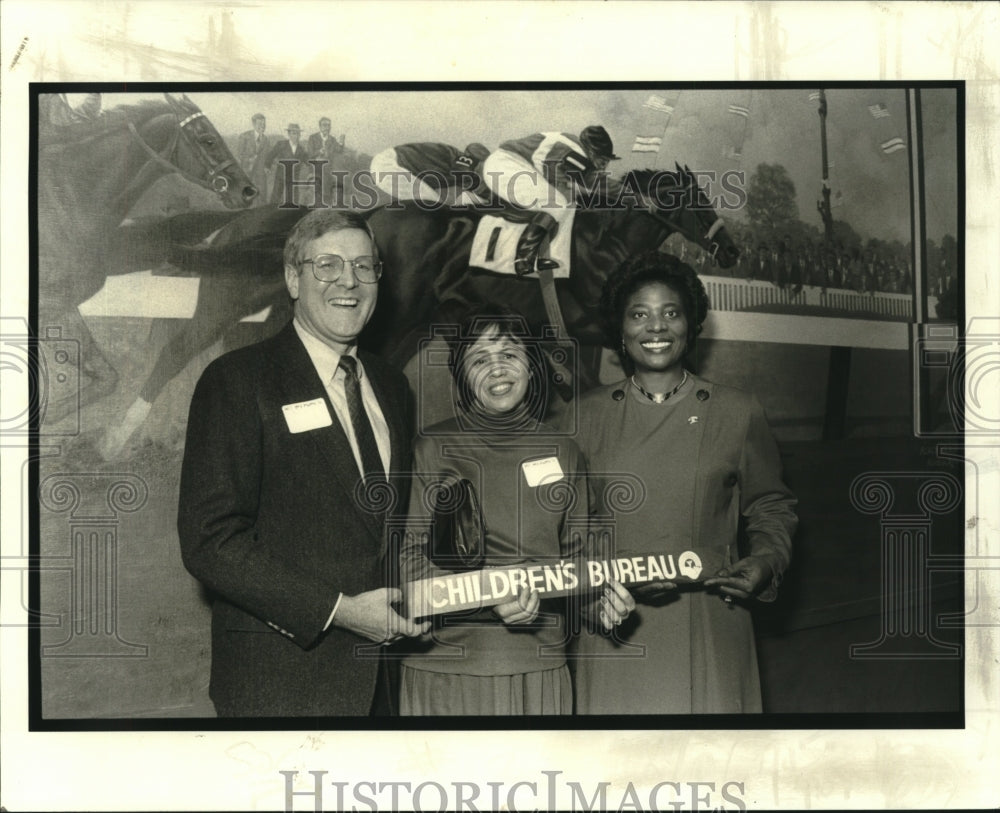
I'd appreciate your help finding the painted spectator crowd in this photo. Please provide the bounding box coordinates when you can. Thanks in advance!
[676,222,957,301]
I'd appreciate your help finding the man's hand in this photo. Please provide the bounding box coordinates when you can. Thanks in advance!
[493,586,540,626]
[334,587,430,644]
[703,555,774,601]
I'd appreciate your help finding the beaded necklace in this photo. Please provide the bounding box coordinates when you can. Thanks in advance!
[630,369,688,404]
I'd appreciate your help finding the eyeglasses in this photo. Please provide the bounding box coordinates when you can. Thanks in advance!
[300,254,383,284]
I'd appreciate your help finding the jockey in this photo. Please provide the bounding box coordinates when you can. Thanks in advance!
[369,142,492,206]
[482,125,620,275]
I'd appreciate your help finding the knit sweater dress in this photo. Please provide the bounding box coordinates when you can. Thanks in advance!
[399,414,590,715]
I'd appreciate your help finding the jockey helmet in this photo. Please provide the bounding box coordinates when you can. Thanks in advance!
[579,125,620,161]
[464,143,490,165]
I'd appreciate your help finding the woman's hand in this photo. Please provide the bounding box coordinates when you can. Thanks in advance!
[598,579,636,630]
[704,555,774,600]
[492,586,540,625]
[629,579,677,603]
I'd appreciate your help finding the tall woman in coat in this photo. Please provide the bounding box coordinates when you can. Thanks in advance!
[570,251,797,714]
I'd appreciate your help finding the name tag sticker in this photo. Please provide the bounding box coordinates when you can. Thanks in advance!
[282,398,333,434]
[521,456,564,487]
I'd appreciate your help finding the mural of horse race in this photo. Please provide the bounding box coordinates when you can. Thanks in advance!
[31,85,963,724]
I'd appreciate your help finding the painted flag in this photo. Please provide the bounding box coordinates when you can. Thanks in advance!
[643,95,674,115]
[632,135,662,153]
[808,91,821,102]
[880,136,906,154]
[869,103,890,119]
[727,104,750,118]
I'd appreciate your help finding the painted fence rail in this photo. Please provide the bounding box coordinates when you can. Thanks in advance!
[701,275,938,321]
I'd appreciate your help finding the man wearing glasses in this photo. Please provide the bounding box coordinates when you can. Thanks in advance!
[178,208,428,717]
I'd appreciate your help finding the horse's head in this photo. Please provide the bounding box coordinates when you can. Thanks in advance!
[627,165,740,269]
[144,93,257,209]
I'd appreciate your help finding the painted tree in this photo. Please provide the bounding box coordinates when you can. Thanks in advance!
[830,219,862,252]
[745,163,799,237]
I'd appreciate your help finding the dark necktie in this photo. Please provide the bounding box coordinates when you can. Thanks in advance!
[338,355,386,486]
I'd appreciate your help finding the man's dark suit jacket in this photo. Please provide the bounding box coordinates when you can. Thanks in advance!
[265,140,310,203]
[178,321,413,717]
[308,132,343,159]
[236,129,271,203]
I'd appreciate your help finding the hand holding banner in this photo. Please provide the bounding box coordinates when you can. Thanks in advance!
[403,549,713,620]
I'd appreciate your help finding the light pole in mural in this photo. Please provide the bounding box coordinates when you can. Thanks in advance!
[815,88,835,244]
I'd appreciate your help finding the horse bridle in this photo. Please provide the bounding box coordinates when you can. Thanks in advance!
[127,109,239,195]
[646,176,726,261]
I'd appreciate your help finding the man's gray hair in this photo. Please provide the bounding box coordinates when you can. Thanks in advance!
[283,209,378,269]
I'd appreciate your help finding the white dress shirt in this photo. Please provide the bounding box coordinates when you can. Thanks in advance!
[293,319,391,477]
[293,319,392,629]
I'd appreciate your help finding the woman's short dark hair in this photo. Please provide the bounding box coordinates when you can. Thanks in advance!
[446,303,548,422]
[599,251,710,373]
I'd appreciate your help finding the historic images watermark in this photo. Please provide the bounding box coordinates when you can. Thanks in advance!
[844,316,1000,659]
[1,317,149,657]
[1,318,81,438]
[280,769,748,812]
[10,318,986,668]
[271,162,748,213]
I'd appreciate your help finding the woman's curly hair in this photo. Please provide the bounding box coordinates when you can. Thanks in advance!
[599,251,710,374]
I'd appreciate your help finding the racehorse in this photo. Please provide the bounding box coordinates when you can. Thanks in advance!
[98,166,739,457]
[37,93,256,424]
[365,166,739,371]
